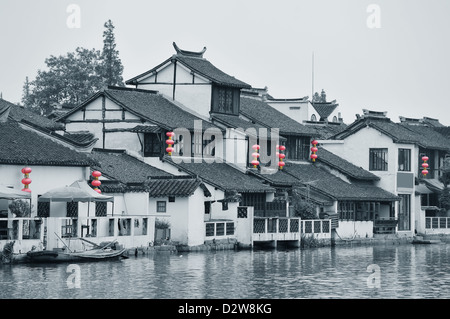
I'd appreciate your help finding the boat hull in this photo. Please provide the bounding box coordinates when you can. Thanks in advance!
[26,248,126,263]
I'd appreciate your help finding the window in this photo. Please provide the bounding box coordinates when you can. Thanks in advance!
[95,202,107,217]
[369,148,388,171]
[311,114,317,122]
[168,196,175,203]
[66,202,78,218]
[332,116,338,123]
[156,201,166,213]
[192,131,203,157]
[398,148,411,171]
[37,200,50,217]
[398,194,411,231]
[211,85,239,115]
[144,133,161,157]
[204,202,211,215]
[285,136,310,161]
[419,148,435,179]
[222,201,228,211]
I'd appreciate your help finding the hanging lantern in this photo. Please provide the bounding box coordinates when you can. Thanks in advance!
[91,171,102,194]
[311,140,318,162]
[166,132,175,156]
[21,167,32,193]
[422,156,429,176]
[252,144,260,168]
[277,145,286,170]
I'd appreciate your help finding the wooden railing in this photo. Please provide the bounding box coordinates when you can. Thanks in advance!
[426,217,450,229]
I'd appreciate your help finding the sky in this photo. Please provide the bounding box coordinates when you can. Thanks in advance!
[1,0,449,125]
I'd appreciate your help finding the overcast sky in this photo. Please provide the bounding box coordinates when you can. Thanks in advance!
[1,0,449,125]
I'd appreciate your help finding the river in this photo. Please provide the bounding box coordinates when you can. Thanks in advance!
[1,243,450,299]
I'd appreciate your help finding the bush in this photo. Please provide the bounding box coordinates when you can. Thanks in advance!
[8,199,31,217]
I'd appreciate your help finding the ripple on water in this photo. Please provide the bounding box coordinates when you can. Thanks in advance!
[2,244,450,299]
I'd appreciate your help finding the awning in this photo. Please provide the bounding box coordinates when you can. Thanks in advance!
[415,183,434,195]
[0,185,31,200]
[70,180,114,202]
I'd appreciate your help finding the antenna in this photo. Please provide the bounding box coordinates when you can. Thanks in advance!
[311,51,315,102]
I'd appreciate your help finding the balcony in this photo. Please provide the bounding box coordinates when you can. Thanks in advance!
[373,218,398,234]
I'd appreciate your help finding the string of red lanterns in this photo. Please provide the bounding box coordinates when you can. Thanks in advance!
[311,140,318,162]
[91,171,102,193]
[21,167,32,193]
[251,144,260,168]
[277,145,286,170]
[166,132,175,156]
[421,155,429,176]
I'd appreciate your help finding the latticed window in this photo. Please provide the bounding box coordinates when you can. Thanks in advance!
[95,202,107,217]
[237,207,248,218]
[216,223,225,236]
[226,222,234,235]
[211,85,238,115]
[143,133,161,157]
[66,202,78,218]
[279,219,288,233]
[304,221,312,233]
[205,223,214,237]
[37,201,50,217]
[157,201,166,213]
[290,219,299,232]
[314,220,321,233]
[369,148,388,171]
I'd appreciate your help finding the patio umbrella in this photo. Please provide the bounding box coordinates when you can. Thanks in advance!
[69,180,113,202]
[38,186,97,203]
[0,185,31,200]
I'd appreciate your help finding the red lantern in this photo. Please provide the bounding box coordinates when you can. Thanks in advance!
[166,132,175,156]
[311,140,318,162]
[278,145,286,170]
[92,171,102,193]
[92,171,102,178]
[422,156,429,176]
[252,145,260,168]
[21,167,32,192]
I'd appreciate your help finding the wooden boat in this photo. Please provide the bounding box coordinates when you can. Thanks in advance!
[26,236,127,263]
[412,236,441,245]
[26,247,127,263]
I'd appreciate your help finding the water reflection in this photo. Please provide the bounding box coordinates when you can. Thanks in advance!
[2,244,450,299]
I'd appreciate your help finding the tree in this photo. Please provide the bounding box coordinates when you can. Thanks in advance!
[22,20,124,115]
[98,20,125,87]
[291,186,318,219]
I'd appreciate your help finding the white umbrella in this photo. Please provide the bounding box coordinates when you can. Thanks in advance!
[38,186,97,203]
[0,185,31,200]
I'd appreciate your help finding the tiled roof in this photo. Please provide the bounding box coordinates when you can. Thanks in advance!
[1,99,64,131]
[163,156,275,193]
[306,122,348,139]
[90,149,172,184]
[311,102,338,120]
[284,162,399,202]
[63,131,97,146]
[129,125,161,133]
[147,178,211,197]
[398,123,450,151]
[59,87,219,131]
[126,51,251,89]
[0,121,96,166]
[317,147,380,181]
[240,97,316,137]
[211,113,287,141]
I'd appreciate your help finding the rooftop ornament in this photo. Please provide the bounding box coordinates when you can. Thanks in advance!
[166,132,175,156]
[91,171,102,194]
[421,156,429,176]
[21,167,32,193]
[277,145,286,170]
[311,140,318,162]
[251,144,260,168]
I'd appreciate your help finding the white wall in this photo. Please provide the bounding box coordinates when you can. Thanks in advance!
[0,164,89,216]
[267,100,310,124]
[336,221,374,238]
